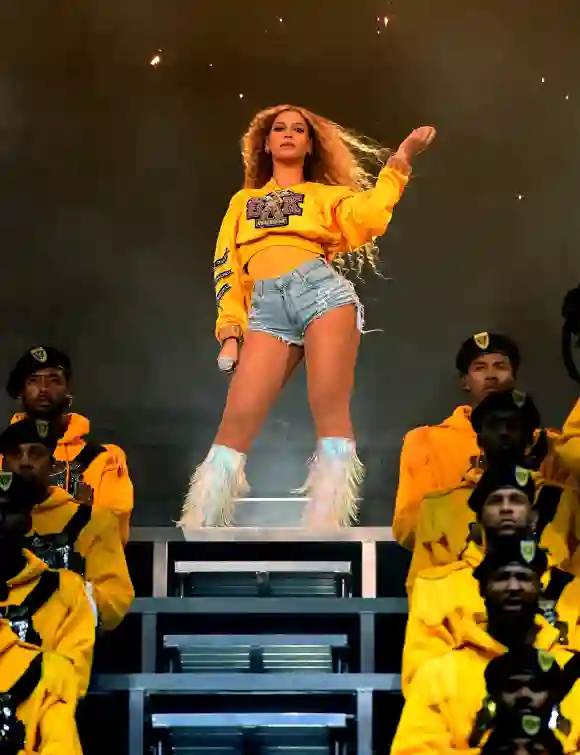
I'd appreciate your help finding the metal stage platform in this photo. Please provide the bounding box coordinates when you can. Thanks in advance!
[90,525,409,755]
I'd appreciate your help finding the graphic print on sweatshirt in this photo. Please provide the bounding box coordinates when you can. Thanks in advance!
[246,190,305,229]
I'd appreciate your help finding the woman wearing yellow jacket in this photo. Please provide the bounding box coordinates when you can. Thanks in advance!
[392,538,580,754]
[178,105,436,532]
[0,619,82,755]
[403,465,580,691]
[0,419,134,631]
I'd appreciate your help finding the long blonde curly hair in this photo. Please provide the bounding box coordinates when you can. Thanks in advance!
[241,104,391,275]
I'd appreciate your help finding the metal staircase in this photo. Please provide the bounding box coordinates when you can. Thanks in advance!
[88,525,409,755]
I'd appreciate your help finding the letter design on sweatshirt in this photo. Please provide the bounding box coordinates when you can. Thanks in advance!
[246,190,305,229]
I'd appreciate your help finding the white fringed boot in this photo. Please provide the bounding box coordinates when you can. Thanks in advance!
[178,445,249,535]
[299,437,364,529]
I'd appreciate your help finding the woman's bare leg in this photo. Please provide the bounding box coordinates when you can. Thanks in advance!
[300,305,363,528]
[304,305,360,439]
[179,331,303,531]
[216,332,303,452]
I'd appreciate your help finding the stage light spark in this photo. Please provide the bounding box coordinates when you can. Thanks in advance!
[384,16,389,26]
[150,49,162,67]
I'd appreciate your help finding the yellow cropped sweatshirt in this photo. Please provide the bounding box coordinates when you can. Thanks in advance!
[212,167,409,341]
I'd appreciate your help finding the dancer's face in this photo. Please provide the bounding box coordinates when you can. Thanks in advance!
[21,367,70,419]
[484,563,540,618]
[2,442,53,486]
[266,110,312,165]
[478,410,530,463]
[499,671,550,714]
[463,353,515,404]
[480,487,536,537]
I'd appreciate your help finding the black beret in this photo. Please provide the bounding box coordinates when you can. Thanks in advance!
[469,465,535,513]
[471,390,541,435]
[456,332,521,374]
[6,346,72,399]
[0,418,59,456]
[473,536,548,586]
[0,470,44,510]
[485,647,560,697]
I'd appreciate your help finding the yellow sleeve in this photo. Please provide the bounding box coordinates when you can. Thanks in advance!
[402,579,455,693]
[36,689,83,755]
[80,511,134,631]
[554,398,580,480]
[328,166,409,250]
[89,445,133,547]
[394,429,437,549]
[52,571,95,698]
[391,659,453,755]
[405,498,438,596]
[213,192,253,342]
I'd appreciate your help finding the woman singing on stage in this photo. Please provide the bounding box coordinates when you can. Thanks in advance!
[179,104,435,532]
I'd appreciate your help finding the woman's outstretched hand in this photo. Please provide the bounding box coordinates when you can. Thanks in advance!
[389,126,436,172]
[217,338,240,375]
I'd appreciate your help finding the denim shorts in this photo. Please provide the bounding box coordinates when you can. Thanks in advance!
[247,258,363,346]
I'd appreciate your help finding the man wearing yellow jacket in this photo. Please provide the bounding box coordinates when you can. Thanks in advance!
[0,619,82,755]
[406,390,580,594]
[6,345,133,544]
[403,464,580,690]
[394,331,521,548]
[0,470,94,700]
[477,648,580,754]
[0,418,134,631]
[391,538,580,754]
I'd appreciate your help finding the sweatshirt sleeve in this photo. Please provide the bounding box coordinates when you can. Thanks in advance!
[402,578,455,693]
[393,429,437,550]
[80,511,134,631]
[328,166,409,251]
[213,192,253,342]
[84,445,133,547]
[391,658,453,755]
[554,398,580,480]
[36,689,83,755]
[52,571,96,698]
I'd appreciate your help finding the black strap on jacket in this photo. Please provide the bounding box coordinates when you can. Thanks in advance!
[0,570,60,646]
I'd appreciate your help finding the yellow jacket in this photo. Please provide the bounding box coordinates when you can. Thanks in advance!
[12,412,133,545]
[27,487,134,631]
[557,398,580,482]
[212,167,409,340]
[403,541,580,691]
[406,470,580,595]
[392,617,580,754]
[0,620,82,755]
[1,550,94,699]
[393,405,576,550]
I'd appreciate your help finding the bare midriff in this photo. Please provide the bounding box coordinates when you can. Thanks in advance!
[247,245,321,280]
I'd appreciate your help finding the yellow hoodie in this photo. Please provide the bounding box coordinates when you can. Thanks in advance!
[392,618,580,754]
[212,167,408,341]
[11,412,133,545]
[403,541,580,691]
[557,398,580,481]
[26,487,134,631]
[406,470,580,595]
[393,405,576,550]
[0,620,82,755]
[1,550,94,699]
